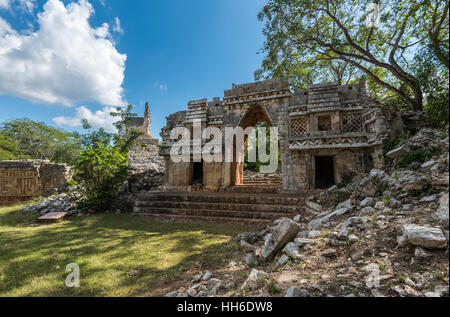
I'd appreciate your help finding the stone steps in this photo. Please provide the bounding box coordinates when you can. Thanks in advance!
[219,184,284,194]
[134,207,291,220]
[135,200,300,213]
[138,191,304,205]
[134,187,306,223]
[135,213,272,225]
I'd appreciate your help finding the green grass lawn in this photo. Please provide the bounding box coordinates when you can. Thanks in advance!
[0,205,246,297]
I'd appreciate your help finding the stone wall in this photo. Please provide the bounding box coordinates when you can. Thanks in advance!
[0,160,71,205]
[159,79,389,192]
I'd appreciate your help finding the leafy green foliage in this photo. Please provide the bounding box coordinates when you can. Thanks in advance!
[0,134,19,160]
[244,122,281,172]
[394,148,436,169]
[73,143,128,211]
[256,0,449,112]
[332,191,351,208]
[73,105,143,211]
[412,45,449,130]
[0,118,81,163]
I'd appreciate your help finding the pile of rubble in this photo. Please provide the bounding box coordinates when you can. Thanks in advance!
[23,144,165,215]
[22,185,85,216]
[165,128,449,297]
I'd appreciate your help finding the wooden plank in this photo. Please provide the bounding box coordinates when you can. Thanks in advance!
[37,212,68,223]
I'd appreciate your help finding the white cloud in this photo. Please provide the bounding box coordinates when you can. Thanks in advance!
[0,0,126,106]
[0,0,10,9]
[0,0,36,13]
[153,81,168,91]
[113,16,123,34]
[53,105,119,132]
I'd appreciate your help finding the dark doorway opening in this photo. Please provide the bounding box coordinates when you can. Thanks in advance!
[191,162,203,185]
[315,156,335,189]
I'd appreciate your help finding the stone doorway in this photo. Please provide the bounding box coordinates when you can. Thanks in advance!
[191,161,203,185]
[230,104,280,186]
[315,156,335,189]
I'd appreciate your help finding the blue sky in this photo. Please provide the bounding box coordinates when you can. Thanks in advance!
[0,0,265,139]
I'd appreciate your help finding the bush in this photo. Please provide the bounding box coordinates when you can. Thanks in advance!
[73,143,128,211]
[394,148,435,169]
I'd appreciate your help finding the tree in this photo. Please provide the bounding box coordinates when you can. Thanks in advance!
[73,105,143,211]
[73,143,128,211]
[256,0,449,111]
[0,118,80,163]
[0,134,18,160]
[422,0,449,68]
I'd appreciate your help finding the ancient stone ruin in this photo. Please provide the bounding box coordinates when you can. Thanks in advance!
[128,102,160,145]
[0,160,71,205]
[159,78,387,191]
[134,79,390,223]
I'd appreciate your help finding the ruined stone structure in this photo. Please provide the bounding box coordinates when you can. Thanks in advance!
[134,79,388,223]
[128,102,159,145]
[0,160,71,205]
[159,79,387,191]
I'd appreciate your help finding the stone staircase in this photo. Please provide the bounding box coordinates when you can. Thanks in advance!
[243,172,283,185]
[133,185,305,224]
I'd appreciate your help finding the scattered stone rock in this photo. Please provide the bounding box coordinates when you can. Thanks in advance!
[374,201,385,210]
[414,247,433,261]
[284,242,301,260]
[261,218,301,260]
[308,208,349,231]
[360,197,375,208]
[321,249,337,258]
[421,160,437,168]
[276,255,290,267]
[434,192,449,221]
[241,269,268,291]
[202,271,213,281]
[348,234,360,243]
[419,195,437,203]
[361,206,375,215]
[335,199,352,210]
[387,145,410,159]
[246,253,257,267]
[388,198,402,208]
[285,287,310,297]
[165,291,188,298]
[400,224,447,249]
[307,230,321,239]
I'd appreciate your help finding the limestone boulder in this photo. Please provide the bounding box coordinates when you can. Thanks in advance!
[353,169,389,198]
[261,218,301,260]
[387,145,410,159]
[433,193,449,221]
[360,197,375,208]
[400,224,447,249]
[308,207,350,231]
[283,242,301,260]
[241,269,268,290]
[388,170,431,195]
[285,287,310,297]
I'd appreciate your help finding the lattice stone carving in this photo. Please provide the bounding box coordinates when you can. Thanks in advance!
[291,117,309,136]
[342,112,363,133]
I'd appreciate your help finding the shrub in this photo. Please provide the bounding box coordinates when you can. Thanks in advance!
[394,148,435,169]
[73,143,128,211]
[72,105,142,211]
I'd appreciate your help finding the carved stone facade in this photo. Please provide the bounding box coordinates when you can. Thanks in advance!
[160,79,388,192]
[128,102,159,145]
[0,160,71,205]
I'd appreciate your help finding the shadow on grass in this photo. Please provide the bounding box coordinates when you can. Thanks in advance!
[0,208,247,297]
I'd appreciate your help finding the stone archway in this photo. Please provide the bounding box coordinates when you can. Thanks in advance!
[230,104,276,186]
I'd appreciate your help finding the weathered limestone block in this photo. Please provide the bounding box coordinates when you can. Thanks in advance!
[399,224,447,249]
[262,218,301,260]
